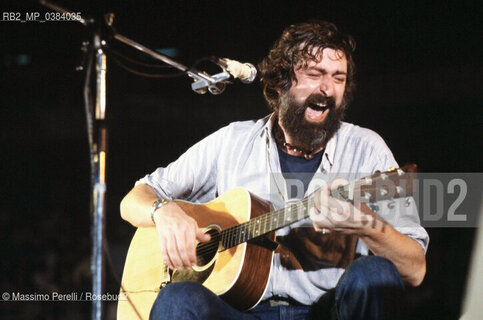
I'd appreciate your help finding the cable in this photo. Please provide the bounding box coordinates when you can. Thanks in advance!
[106,48,220,79]
[108,48,177,69]
[103,239,144,320]
[109,54,186,78]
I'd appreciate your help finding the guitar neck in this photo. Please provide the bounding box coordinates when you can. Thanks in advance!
[220,197,312,250]
[219,164,418,251]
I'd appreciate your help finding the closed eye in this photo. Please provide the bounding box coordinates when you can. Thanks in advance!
[306,72,321,78]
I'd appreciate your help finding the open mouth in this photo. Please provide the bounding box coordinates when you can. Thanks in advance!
[305,100,331,122]
[308,102,329,112]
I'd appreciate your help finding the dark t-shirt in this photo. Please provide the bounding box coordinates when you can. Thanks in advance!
[277,145,323,198]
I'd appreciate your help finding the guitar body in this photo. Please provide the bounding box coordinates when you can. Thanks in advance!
[117,188,274,320]
[118,165,418,319]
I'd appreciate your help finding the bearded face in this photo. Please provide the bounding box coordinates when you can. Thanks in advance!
[276,48,349,152]
[278,91,347,151]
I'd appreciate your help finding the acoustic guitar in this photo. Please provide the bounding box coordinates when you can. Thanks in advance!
[117,165,417,319]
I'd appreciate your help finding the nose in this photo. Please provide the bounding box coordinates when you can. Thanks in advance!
[319,76,333,96]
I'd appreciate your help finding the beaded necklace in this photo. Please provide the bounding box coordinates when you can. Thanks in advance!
[272,122,317,160]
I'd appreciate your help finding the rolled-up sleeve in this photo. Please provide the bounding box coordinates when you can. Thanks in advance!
[136,126,227,203]
[355,197,429,255]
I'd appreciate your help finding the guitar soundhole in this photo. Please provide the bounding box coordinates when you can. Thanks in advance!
[195,228,220,267]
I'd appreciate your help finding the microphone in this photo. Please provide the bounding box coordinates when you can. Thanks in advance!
[214,58,257,83]
[191,57,257,95]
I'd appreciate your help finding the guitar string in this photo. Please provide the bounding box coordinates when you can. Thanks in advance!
[194,170,410,257]
[194,174,389,256]
[195,198,311,256]
[195,178,383,256]
[195,202,306,256]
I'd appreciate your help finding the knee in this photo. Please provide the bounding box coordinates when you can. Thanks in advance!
[335,256,407,320]
[338,256,404,292]
[158,282,194,301]
[157,281,210,304]
[150,282,210,319]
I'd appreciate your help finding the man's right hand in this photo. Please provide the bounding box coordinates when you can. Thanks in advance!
[152,202,211,270]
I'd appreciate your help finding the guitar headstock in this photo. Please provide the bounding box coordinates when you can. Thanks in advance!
[334,164,418,203]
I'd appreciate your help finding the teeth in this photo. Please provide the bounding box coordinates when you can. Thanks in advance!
[315,103,327,108]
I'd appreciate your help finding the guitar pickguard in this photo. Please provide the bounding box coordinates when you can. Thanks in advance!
[171,262,215,284]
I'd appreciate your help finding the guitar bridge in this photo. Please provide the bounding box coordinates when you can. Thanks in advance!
[159,264,171,288]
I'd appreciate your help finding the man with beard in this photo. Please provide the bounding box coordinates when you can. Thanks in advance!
[121,20,428,319]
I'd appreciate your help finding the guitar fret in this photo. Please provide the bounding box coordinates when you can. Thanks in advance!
[221,230,226,249]
[227,229,232,248]
[261,215,265,234]
[238,225,242,245]
[222,228,228,249]
[253,219,257,237]
[232,226,237,248]
[247,221,253,241]
[241,225,246,243]
[263,214,268,234]
[223,227,228,249]
[267,212,272,231]
[216,165,414,251]
[230,226,236,247]
[220,198,315,250]
[285,206,291,223]
[253,218,258,236]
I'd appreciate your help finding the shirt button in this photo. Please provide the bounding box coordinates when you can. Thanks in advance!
[387,201,395,209]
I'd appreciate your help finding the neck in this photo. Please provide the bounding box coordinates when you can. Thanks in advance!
[273,120,325,159]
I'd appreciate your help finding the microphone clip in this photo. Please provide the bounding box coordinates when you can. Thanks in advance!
[190,71,231,95]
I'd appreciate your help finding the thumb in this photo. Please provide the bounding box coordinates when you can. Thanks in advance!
[196,229,211,242]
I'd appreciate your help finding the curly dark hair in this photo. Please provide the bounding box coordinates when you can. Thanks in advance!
[258,20,356,111]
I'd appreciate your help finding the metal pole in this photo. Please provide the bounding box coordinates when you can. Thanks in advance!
[91,33,107,320]
[113,33,216,83]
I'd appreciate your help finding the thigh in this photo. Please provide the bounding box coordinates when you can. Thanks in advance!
[250,304,312,320]
[334,256,406,320]
[150,282,259,320]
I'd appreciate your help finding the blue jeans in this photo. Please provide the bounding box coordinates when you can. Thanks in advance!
[150,256,405,320]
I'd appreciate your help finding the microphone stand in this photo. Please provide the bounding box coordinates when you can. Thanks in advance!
[111,33,230,95]
[39,2,233,319]
[39,2,106,319]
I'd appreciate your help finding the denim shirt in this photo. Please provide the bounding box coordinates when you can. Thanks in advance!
[137,114,429,305]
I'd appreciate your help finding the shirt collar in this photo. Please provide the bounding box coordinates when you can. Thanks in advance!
[324,133,336,167]
[262,113,277,146]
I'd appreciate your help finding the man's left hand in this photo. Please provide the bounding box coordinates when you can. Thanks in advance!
[309,178,380,235]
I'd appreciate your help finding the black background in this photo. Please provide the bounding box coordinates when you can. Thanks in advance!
[1,0,481,319]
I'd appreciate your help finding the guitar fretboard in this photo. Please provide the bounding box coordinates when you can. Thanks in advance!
[220,197,312,250]
[217,164,417,251]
